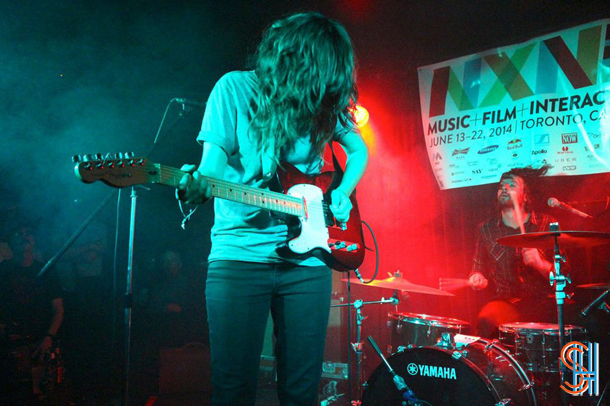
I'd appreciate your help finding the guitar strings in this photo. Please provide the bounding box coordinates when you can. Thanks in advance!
[127,163,334,212]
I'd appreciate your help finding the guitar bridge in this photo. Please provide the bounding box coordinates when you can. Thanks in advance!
[329,240,359,252]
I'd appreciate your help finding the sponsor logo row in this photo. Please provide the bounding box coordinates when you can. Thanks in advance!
[432,132,602,159]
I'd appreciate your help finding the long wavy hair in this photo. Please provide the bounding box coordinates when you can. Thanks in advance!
[250,12,358,161]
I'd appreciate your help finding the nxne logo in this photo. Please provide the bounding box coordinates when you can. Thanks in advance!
[562,133,578,144]
[426,25,604,118]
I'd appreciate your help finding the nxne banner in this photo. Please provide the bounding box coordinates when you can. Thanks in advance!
[418,19,610,190]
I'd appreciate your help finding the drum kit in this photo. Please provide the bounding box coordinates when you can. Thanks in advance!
[338,230,610,406]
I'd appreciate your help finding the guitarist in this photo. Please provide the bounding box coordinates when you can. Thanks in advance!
[177,12,368,406]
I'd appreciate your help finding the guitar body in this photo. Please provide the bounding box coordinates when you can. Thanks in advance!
[276,163,365,272]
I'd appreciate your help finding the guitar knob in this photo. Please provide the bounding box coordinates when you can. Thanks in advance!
[95,153,103,160]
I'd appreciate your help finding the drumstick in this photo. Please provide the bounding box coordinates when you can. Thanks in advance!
[439,278,470,292]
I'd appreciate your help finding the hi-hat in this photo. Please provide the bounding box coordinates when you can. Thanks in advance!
[343,276,454,296]
[497,231,610,249]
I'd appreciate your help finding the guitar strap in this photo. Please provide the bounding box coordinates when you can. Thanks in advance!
[328,141,344,176]
[328,141,350,194]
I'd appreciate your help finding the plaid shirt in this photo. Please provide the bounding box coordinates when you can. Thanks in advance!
[470,212,556,299]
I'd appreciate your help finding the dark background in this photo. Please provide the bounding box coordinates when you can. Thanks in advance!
[1,0,610,404]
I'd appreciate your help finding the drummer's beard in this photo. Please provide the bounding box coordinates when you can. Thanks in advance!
[496,193,526,212]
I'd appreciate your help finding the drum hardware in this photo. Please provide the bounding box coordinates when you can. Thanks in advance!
[437,332,455,349]
[581,288,610,317]
[521,381,535,391]
[366,335,420,405]
[332,294,399,405]
[484,338,500,352]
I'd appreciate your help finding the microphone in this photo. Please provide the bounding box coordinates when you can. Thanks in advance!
[547,198,593,219]
[581,288,610,317]
[172,98,206,108]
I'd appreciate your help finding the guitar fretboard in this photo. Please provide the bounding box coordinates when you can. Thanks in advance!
[157,164,305,216]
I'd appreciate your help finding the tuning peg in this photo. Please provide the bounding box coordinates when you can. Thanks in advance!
[125,152,135,159]
[72,155,82,163]
[113,153,122,160]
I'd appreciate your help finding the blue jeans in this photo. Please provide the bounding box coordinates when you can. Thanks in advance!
[206,261,332,406]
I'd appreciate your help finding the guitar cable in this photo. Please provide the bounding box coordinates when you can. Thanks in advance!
[359,220,380,284]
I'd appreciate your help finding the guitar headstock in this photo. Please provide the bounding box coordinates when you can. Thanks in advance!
[74,153,159,188]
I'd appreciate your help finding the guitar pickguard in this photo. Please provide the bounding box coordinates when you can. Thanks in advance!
[286,184,332,254]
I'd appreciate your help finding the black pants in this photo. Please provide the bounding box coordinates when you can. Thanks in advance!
[205,261,332,406]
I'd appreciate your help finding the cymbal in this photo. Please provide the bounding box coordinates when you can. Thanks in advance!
[497,231,610,249]
[577,283,610,290]
[343,276,455,297]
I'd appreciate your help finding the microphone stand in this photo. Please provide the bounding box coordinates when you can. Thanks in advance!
[548,222,570,406]
[121,99,202,406]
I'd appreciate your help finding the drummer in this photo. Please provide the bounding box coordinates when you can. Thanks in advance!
[468,165,559,337]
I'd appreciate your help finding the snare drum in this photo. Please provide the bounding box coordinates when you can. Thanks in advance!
[499,322,588,372]
[387,312,470,349]
[362,338,537,405]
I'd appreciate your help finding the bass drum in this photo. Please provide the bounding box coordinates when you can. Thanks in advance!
[362,338,537,406]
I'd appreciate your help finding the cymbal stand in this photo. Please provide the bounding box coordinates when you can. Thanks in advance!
[332,295,398,406]
[548,222,570,406]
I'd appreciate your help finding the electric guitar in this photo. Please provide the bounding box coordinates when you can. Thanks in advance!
[74,154,365,271]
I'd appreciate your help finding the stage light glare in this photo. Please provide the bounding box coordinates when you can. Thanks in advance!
[353,104,370,127]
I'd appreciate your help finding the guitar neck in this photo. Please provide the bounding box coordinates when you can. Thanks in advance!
[156,164,305,217]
